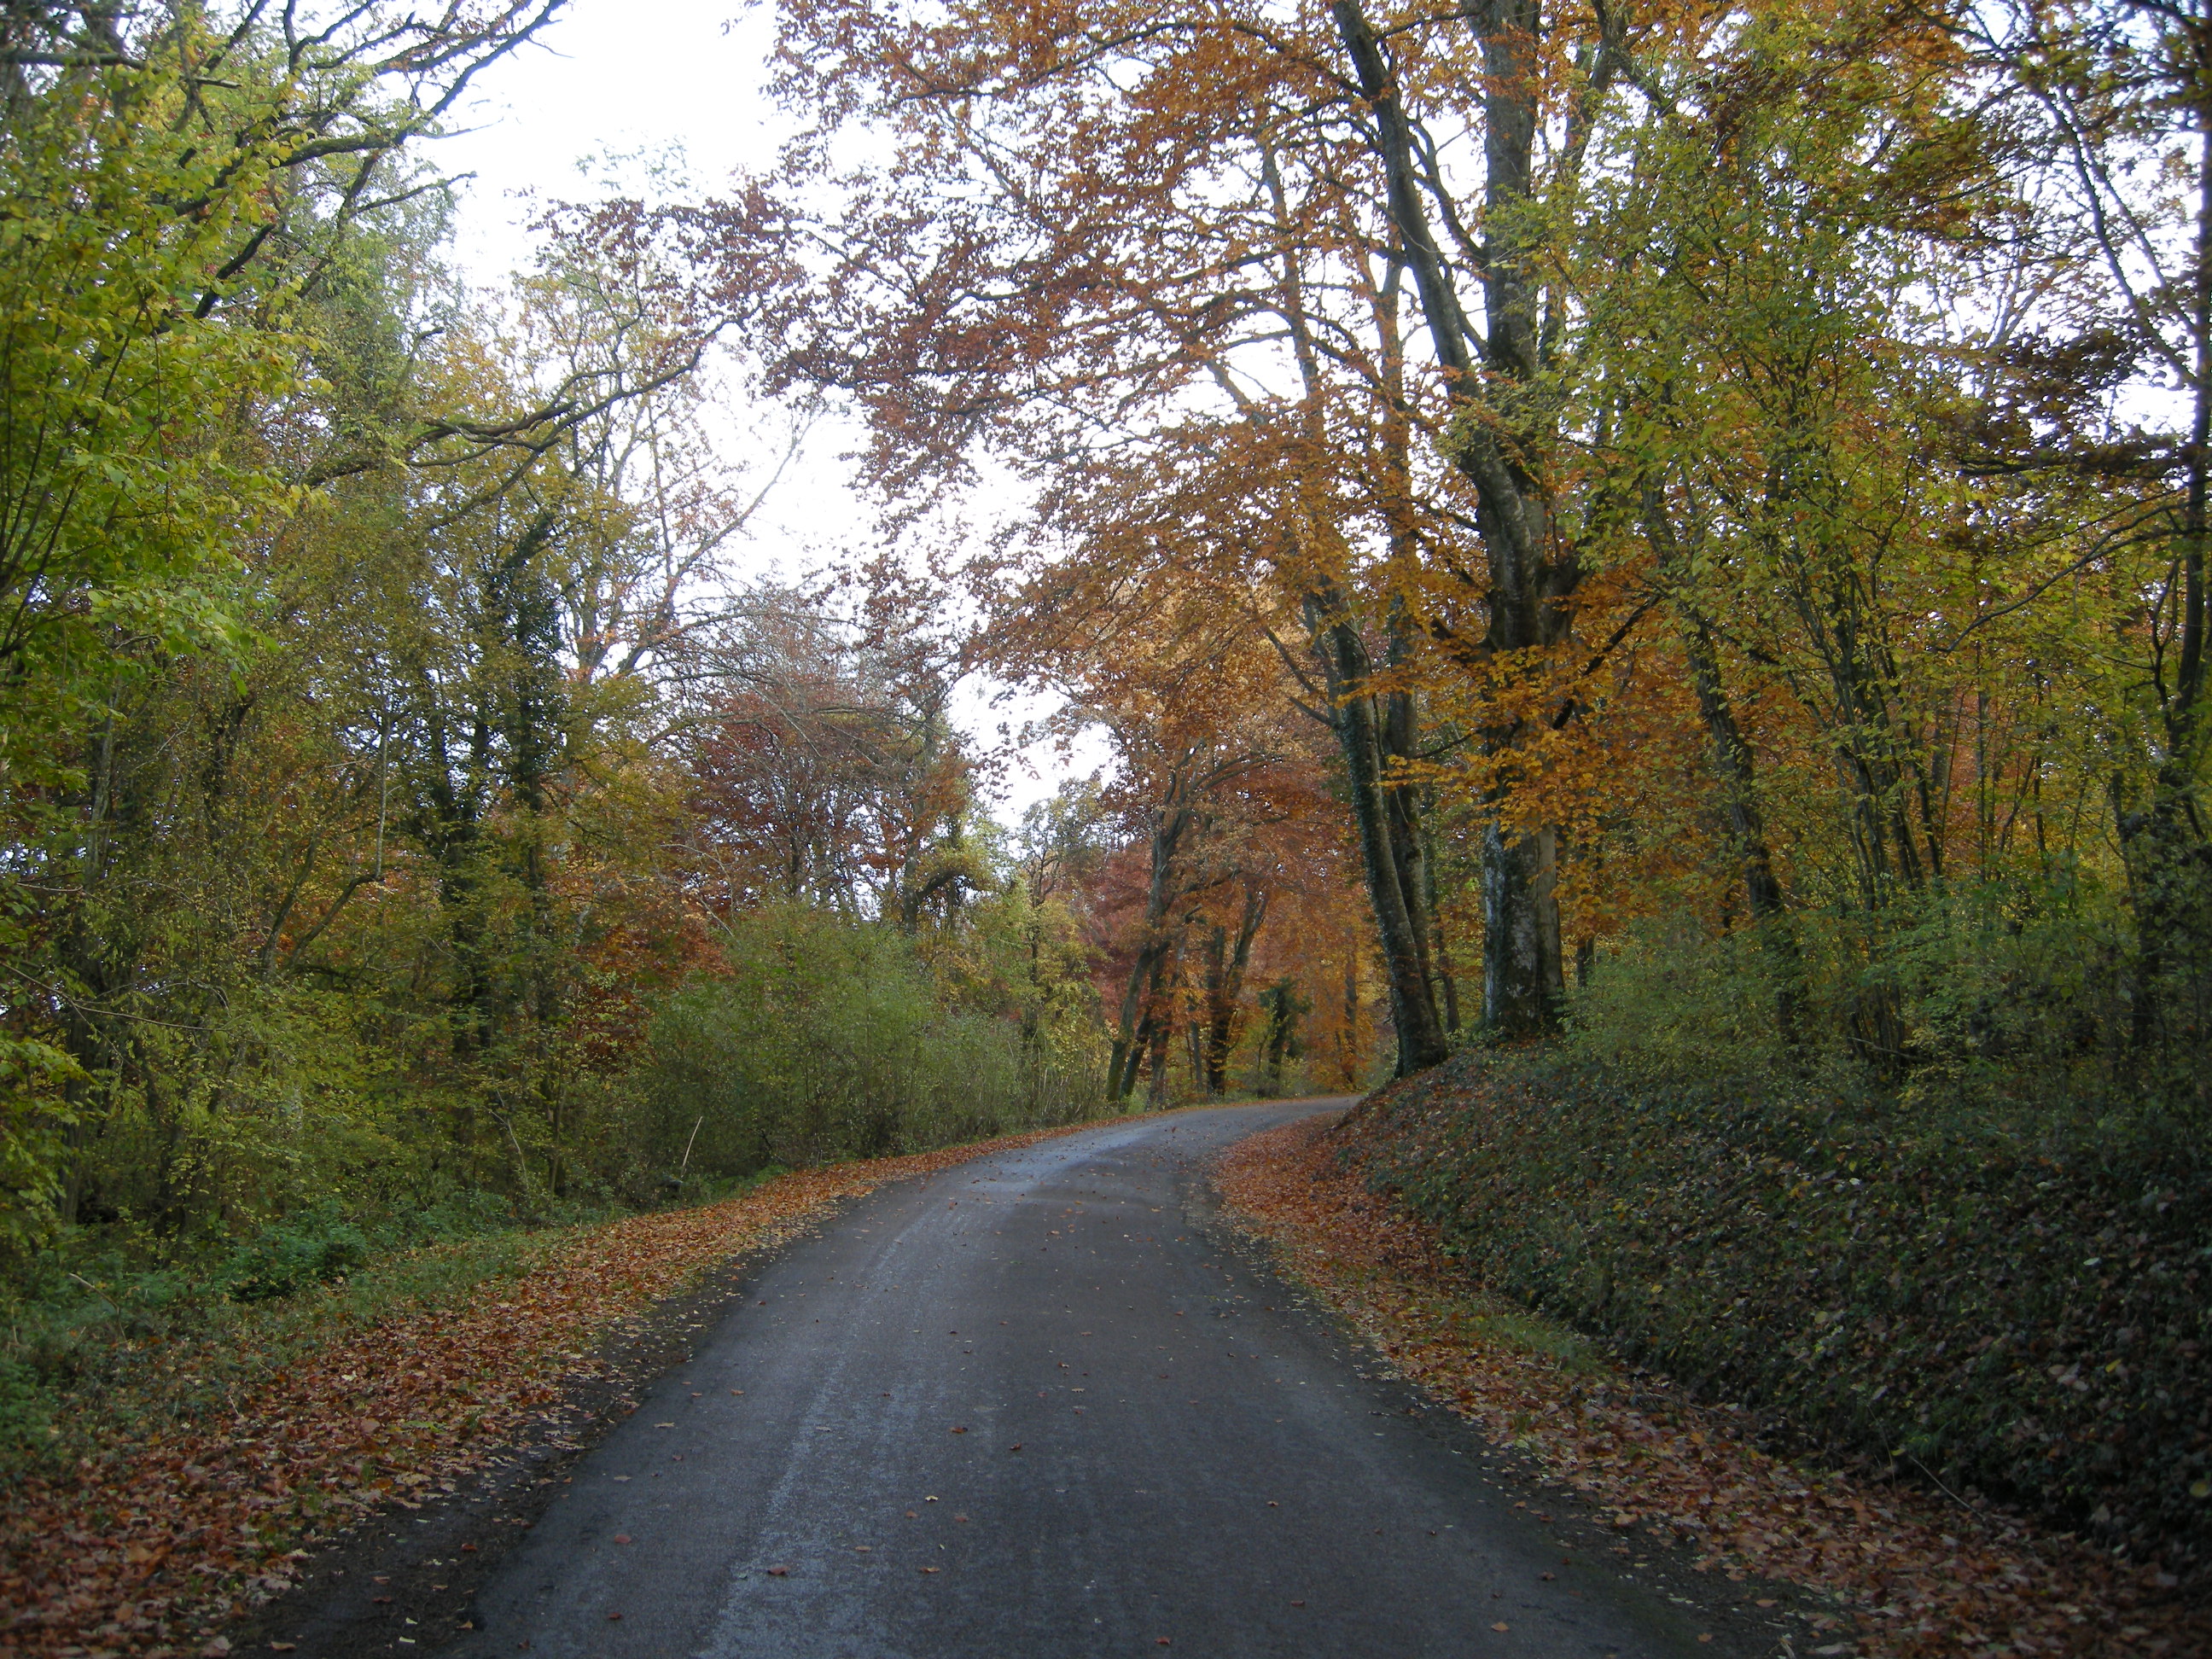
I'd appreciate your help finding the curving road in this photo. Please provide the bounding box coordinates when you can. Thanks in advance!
[451,1101,1756,1658]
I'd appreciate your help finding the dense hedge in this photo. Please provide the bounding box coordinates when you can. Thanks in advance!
[1347,1049,2212,1570]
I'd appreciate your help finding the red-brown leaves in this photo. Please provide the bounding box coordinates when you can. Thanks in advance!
[1214,1116,2212,1659]
[0,1127,1082,1656]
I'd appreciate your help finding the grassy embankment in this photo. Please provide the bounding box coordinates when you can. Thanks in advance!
[1336,1044,2210,1576]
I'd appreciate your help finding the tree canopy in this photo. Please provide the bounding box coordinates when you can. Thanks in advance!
[0,0,2206,1316]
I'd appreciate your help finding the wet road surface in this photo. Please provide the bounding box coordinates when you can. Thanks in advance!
[453,1101,1742,1658]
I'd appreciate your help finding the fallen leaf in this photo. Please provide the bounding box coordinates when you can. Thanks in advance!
[1216,1115,2212,1659]
[613,1534,632,1545]
[1492,1622,1511,1633]
[0,1129,1090,1659]
[765,1566,789,1577]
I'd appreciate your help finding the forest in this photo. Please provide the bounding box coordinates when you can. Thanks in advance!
[1,0,2208,1586]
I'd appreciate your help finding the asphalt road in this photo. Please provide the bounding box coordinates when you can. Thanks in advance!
[452,1101,1743,1659]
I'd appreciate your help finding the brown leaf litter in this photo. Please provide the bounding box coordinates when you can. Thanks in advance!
[1,1125,1087,1658]
[1214,1112,2211,1659]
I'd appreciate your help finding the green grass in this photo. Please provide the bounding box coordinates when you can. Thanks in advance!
[1447,1302,1604,1372]
[0,1217,562,1481]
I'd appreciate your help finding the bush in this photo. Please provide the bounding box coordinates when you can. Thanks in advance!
[0,1357,49,1454]
[224,1202,371,1301]
[1562,876,2144,1103]
[1562,917,1801,1084]
[615,905,1108,1188]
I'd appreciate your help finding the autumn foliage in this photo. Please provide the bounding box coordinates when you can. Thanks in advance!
[3,0,2212,1639]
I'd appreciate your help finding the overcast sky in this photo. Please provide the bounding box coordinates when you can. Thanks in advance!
[430,0,1104,819]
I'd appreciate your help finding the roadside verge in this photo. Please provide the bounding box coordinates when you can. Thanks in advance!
[1214,1112,2209,1659]
[1,1124,1094,1658]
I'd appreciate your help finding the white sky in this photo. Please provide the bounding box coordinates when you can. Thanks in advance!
[430,0,1107,819]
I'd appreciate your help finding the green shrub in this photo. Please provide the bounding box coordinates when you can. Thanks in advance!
[1563,917,1799,1084]
[0,1357,50,1454]
[224,1202,371,1301]
[612,905,1107,1188]
[1563,878,2143,1104]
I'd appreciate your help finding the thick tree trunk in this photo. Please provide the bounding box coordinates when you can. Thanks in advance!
[1256,979,1303,1094]
[1481,822,1561,1037]
[1334,0,1583,1037]
[1306,586,1451,1074]
[1144,1010,1174,1105]
[1108,799,1194,1101]
[1199,885,1268,1096]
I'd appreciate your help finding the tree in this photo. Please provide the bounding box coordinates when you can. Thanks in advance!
[1963,0,2212,1046]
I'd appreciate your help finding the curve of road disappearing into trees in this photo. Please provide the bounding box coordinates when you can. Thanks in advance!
[451,1102,1738,1658]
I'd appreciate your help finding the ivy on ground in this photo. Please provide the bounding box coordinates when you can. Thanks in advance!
[1213,1086,2211,1656]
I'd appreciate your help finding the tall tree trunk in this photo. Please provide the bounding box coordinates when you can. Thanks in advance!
[1144,1006,1174,1105]
[1306,584,1451,1074]
[1270,138,1452,1075]
[1108,798,1194,1101]
[1334,0,1589,1037]
[1481,822,1562,1035]
[1256,978,1303,1095]
[1200,884,1270,1095]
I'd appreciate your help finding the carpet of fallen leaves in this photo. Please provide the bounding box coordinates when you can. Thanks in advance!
[1214,1114,2212,1659]
[0,1126,1086,1658]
